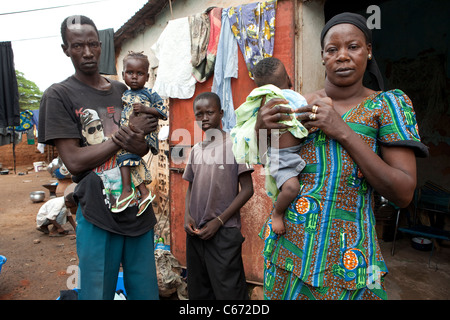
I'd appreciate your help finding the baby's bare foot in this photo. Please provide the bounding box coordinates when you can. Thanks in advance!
[272,215,286,235]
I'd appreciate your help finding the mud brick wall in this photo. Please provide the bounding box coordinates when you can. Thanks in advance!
[0,138,53,169]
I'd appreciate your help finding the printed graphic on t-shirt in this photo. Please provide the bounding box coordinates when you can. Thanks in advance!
[78,107,123,208]
[77,106,120,146]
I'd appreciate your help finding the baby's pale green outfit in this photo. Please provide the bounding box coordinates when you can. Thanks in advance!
[231,84,308,202]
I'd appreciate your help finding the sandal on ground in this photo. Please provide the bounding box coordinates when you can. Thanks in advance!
[36,226,49,234]
[111,189,135,213]
[136,192,156,216]
[49,230,70,237]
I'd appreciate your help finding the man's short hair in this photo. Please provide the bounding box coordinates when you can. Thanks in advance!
[61,15,99,46]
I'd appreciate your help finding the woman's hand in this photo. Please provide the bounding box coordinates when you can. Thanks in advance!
[295,97,353,141]
[255,98,293,133]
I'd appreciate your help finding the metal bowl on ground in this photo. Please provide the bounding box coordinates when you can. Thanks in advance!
[42,183,58,198]
[411,237,432,251]
[30,191,46,203]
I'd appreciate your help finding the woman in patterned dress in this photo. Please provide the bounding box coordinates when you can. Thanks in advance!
[256,12,428,300]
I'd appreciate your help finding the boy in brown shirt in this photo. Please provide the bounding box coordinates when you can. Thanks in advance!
[183,92,254,299]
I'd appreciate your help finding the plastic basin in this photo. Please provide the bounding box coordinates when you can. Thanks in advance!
[0,255,6,274]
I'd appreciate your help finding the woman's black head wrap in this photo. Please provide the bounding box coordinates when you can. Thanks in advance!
[320,12,384,91]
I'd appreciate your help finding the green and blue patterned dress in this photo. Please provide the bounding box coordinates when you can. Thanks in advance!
[260,90,427,300]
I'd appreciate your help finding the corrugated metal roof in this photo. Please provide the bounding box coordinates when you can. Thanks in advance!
[114,0,172,49]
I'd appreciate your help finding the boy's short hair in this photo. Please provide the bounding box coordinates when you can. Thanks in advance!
[253,57,285,87]
[61,15,99,46]
[193,92,221,110]
[64,192,76,206]
[123,51,150,71]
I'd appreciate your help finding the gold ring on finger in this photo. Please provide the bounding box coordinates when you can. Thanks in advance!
[309,113,316,120]
[312,105,319,113]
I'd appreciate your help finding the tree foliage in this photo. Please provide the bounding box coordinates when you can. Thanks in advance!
[15,70,43,111]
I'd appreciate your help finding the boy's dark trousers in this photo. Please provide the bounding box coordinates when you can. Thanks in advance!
[186,227,249,300]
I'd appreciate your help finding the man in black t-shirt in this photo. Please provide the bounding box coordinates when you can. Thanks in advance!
[39,15,160,300]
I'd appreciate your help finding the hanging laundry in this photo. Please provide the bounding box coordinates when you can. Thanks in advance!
[32,109,39,128]
[211,8,238,132]
[0,128,22,147]
[189,12,210,82]
[205,7,223,80]
[189,7,222,83]
[11,110,35,132]
[228,0,277,79]
[26,127,35,145]
[98,28,117,75]
[152,17,196,99]
[0,41,20,129]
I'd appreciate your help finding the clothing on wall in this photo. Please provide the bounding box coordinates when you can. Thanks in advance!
[148,0,278,131]
[228,0,277,79]
[151,17,197,99]
[189,7,223,83]
[189,12,210,82]
[204,7,223,81]
[211,7,239,132]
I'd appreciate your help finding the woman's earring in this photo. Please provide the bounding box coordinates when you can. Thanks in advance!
[322,60,325,65]
[368,54,372,60]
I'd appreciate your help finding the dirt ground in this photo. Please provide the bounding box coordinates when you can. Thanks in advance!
[0,165,449,301]
[0,166,77,300]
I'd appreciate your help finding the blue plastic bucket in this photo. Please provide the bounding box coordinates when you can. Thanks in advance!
[57,272,125,299]
[0,255,6,274]
[154,242,170,251]
[116,271,126,295]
